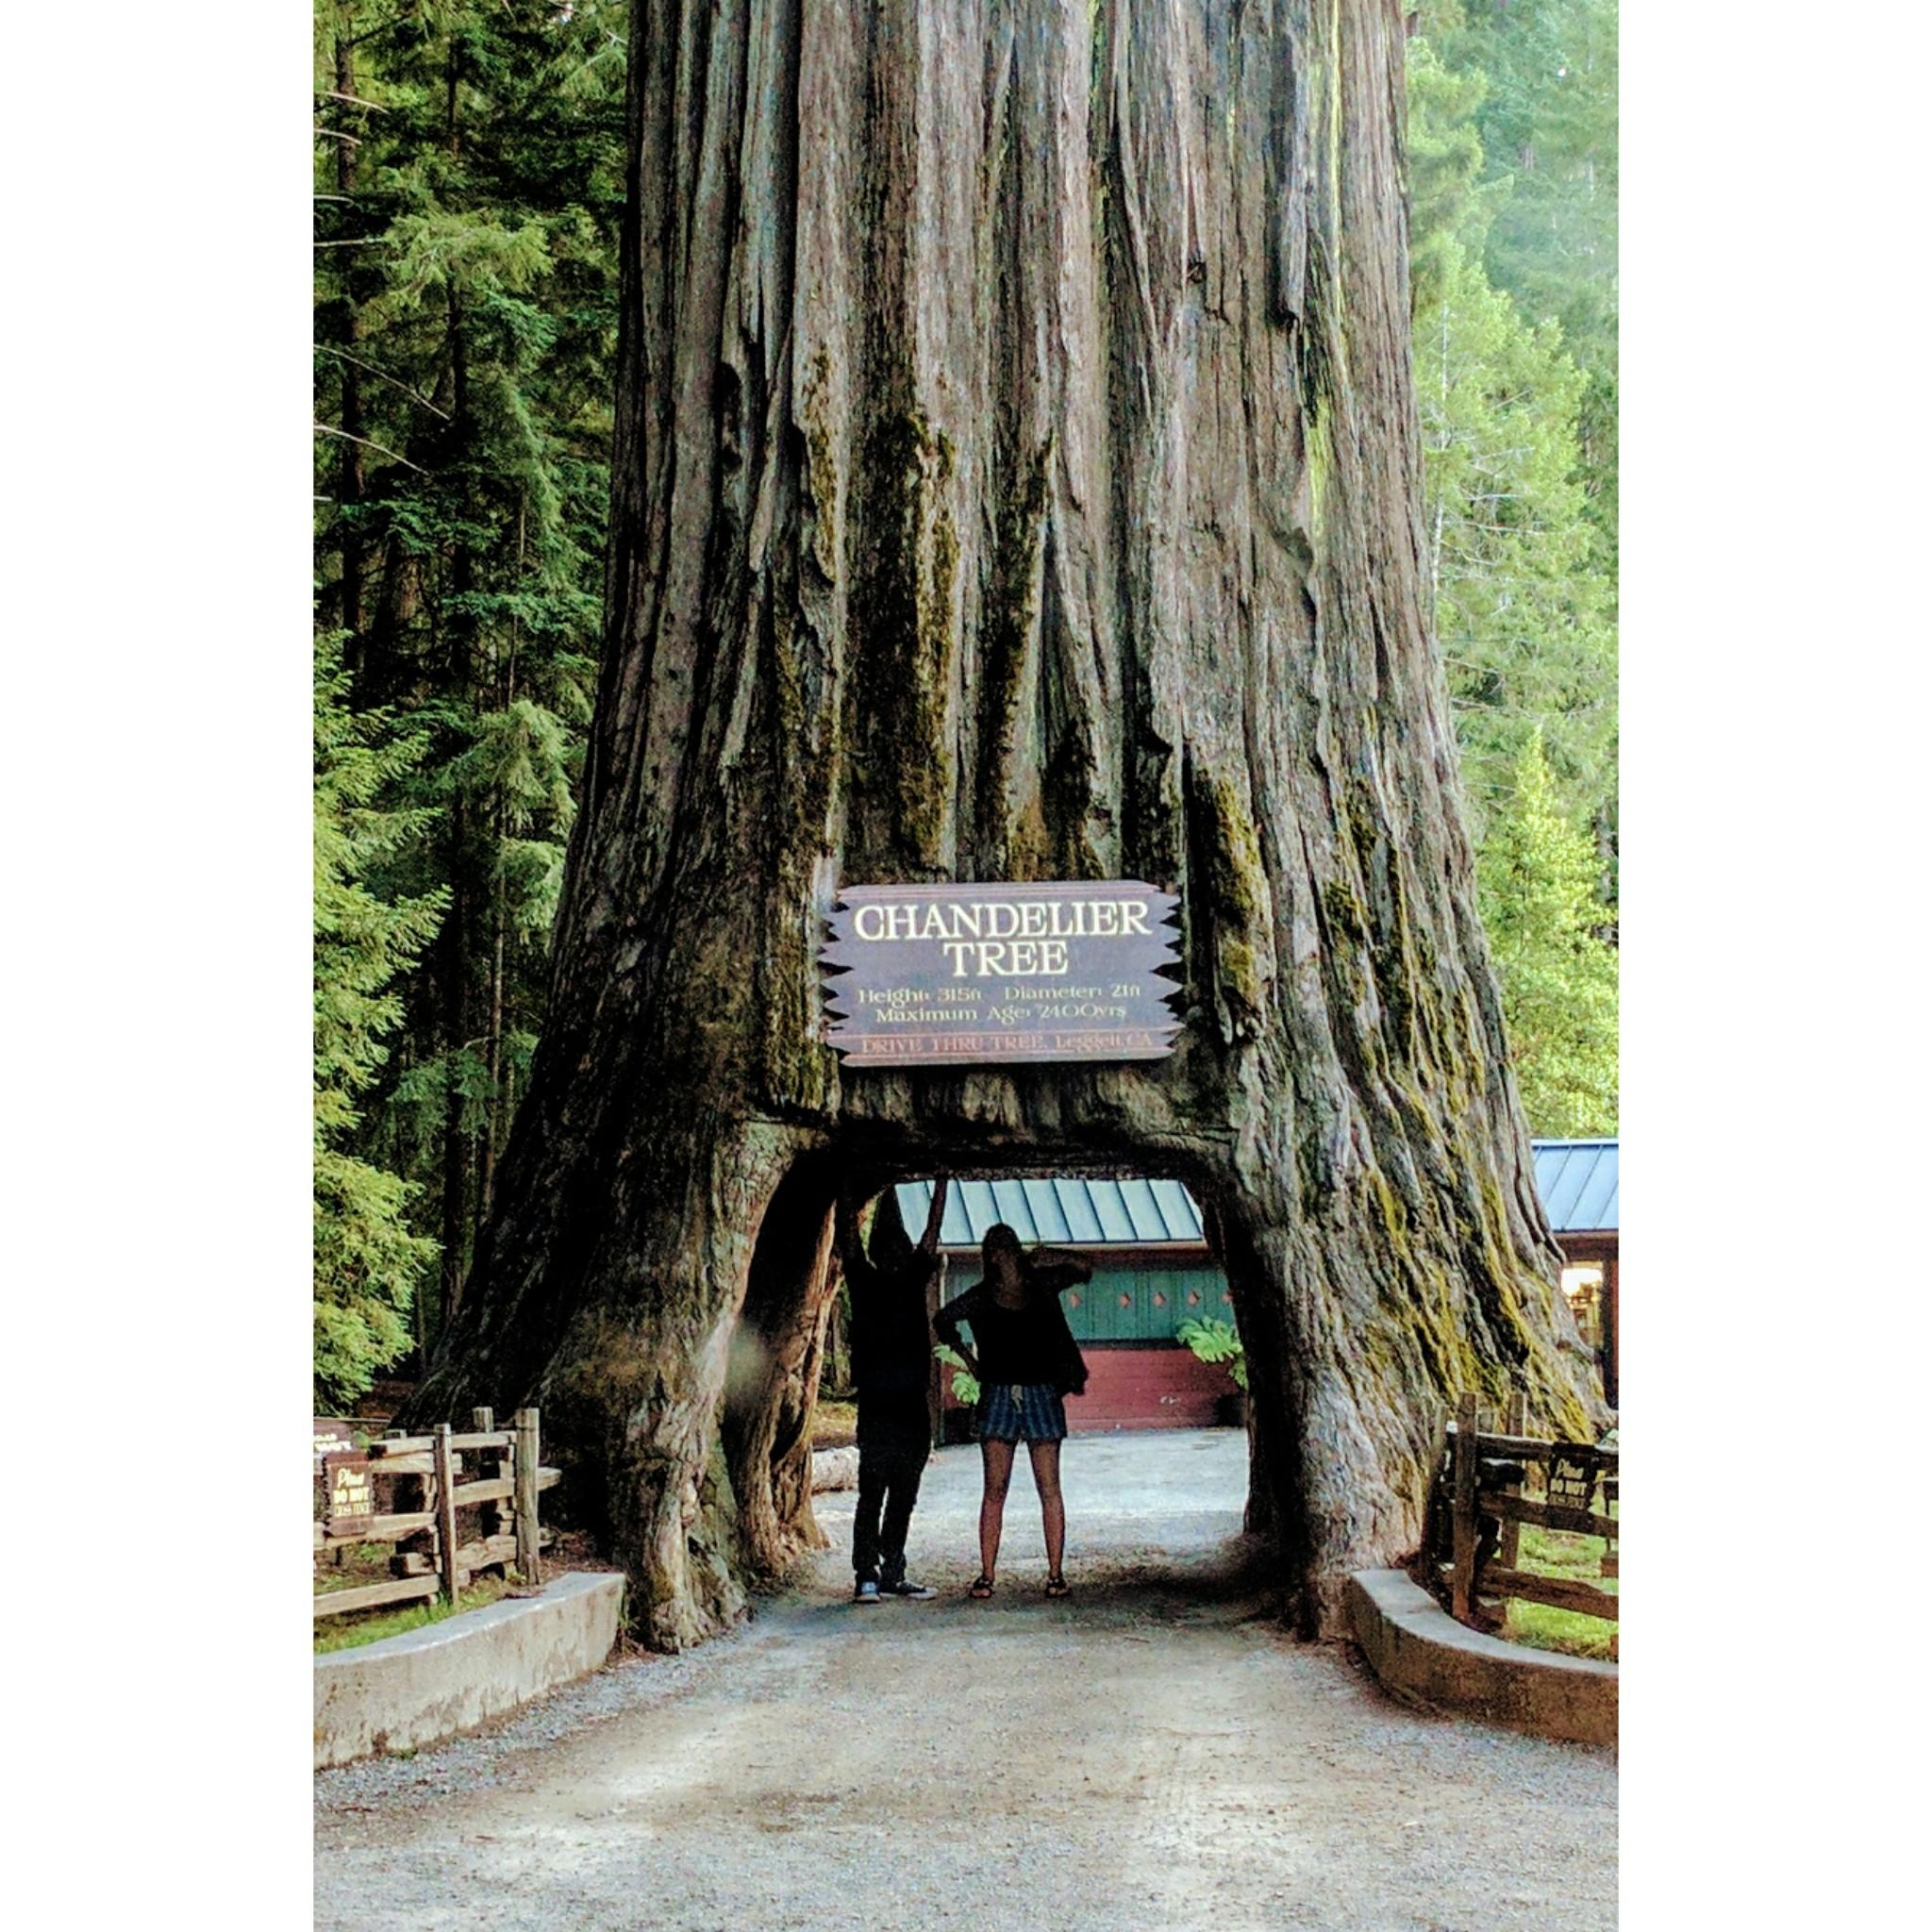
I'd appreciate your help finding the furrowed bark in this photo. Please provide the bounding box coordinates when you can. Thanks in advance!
[405,0,1606,1647]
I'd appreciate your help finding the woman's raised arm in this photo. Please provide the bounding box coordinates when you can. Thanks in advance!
[1025,1247,1093,1291]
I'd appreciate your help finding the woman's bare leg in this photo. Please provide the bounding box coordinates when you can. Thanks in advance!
[1026,1438,1065,1576]
[978,1438,1015,1579]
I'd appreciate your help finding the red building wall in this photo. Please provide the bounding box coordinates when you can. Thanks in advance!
[1071,1344,1237,1430]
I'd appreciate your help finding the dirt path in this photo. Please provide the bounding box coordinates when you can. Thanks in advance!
[316,1430,1614,1932]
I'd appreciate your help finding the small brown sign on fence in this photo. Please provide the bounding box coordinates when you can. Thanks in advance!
[1421,1397,1619,1635]
[821,880,1183,1067]
[323,1450,375,1540]
[314,1409,561,1623]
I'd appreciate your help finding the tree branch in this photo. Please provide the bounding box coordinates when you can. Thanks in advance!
[314,425,426,474]
[316,346,453,421]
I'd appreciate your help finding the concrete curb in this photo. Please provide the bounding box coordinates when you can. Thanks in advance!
[314,1571,625,1769]
[1346,1569,1616,1748]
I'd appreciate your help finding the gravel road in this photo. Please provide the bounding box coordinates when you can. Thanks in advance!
[316,1429,1615,1931]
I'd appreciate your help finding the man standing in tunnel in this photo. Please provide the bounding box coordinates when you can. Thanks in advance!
[835,1174,950,1604]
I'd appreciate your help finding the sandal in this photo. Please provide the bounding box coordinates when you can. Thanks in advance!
[1044,1573,1070,1599]
[970,1574,995,1599]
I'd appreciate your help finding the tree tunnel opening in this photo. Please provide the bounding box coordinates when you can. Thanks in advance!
[718,1141,1312,1624]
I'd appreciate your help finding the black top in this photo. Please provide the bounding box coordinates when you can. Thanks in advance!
[935,1262,1090,1395]
[836,1184,949,1418]
[845,1243,941,1400]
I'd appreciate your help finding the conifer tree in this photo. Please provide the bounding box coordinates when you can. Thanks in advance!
[1476,735,1618,1137]
[1406,5,1619,1131]
[314,0,625,1333]
[1424,0,1619,564]
[1407,15,1615,843]
[313,634,447,1406]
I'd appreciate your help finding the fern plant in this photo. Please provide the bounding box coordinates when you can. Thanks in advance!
[933,1343,980,1407]
[1175,1316,1247,1391]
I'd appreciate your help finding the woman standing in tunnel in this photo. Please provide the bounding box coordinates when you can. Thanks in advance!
[934,1224,1093,1599]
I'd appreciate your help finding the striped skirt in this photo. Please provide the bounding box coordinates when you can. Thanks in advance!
[976,1382,1068,1443]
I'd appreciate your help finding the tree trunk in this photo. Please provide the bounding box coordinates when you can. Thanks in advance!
[327,12,364,660]
[404,0,1606,1649]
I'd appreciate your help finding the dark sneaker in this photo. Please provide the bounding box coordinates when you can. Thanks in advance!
[882,1578,937,1599]
[853,1579,881,1605]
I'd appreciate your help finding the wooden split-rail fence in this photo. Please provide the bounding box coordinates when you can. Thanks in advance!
[1420,1391,1619,1630]
[313,1407,560,1622]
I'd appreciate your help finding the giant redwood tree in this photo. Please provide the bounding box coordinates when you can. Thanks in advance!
[405,0,1607,1648]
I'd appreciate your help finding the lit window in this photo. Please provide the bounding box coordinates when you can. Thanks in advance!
[1560,1264,1605,1350]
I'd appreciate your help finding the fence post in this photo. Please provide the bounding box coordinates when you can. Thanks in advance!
[433,1424,461,1604]
[1451,1391,1478,1623]
[515,1407,541,1585]
[471,1407,503,1549]
[1419,1405,1451,1574]
[1499,1389,1526,1570]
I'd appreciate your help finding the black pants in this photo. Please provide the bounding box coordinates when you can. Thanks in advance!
[852,1432,927,1586]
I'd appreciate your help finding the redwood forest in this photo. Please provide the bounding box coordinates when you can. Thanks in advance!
[314,0,1619,1664]
[315,0,1616,1408]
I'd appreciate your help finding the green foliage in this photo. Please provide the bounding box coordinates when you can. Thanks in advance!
[1409,4,1619,1127]
[1405,20,1503,310]
[1461,2,1619,342]
[314,1,626,1331]
[933,1344,981,1408]
[1415,237,1615,837]
[1408,8,1616,842]
[314,634,447,1406]
[1422,0,1619,561]
[1476,737,1618,1136]
[1175,1317,1247,1392]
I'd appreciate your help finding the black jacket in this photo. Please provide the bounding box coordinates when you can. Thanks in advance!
[935,1261,1090,1397]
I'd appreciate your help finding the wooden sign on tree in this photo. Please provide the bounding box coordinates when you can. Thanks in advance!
[821,880,1182,1066]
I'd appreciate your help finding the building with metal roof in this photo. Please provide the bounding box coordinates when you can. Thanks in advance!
[1528,1140,1618,1403]
[1532,1139,1618,1234]
[894,1137,1619,1426]
[899,1141,1617,1245]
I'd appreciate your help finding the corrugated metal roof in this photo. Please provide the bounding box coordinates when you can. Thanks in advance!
[895,1139,1616,1248]
[1530,1139,1619,1232]
[898,1175,1207,1249]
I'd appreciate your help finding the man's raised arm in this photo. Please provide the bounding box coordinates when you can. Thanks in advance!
[918,1174,951,1257]
[834,1187,870,1285]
